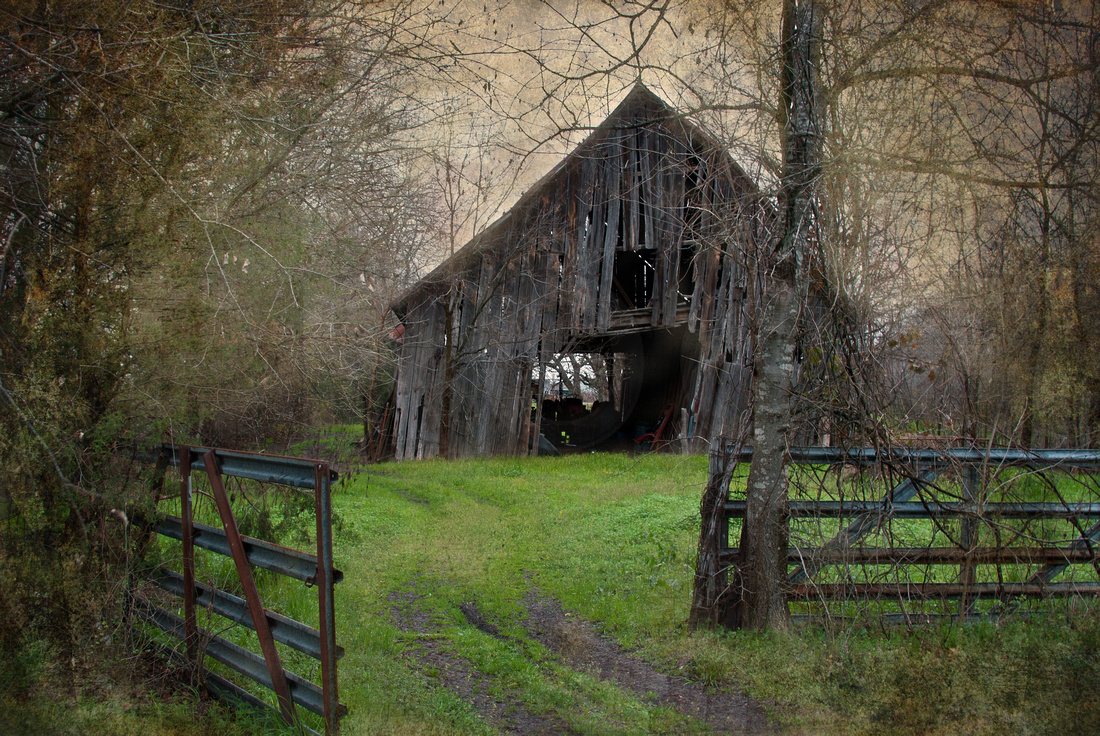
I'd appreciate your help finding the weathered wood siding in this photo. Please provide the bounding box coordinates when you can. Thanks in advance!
[391,88,768,459]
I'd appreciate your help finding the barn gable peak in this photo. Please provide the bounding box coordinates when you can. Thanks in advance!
[391,84,746,318]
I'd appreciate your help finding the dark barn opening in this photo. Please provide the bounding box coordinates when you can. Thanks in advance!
[537,333,644,451]
[612,249,656,311]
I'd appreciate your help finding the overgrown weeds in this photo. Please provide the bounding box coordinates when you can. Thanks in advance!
[0,632,289,736]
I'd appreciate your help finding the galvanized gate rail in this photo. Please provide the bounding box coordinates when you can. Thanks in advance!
[716,446,1100,618]
[137,445,346,734]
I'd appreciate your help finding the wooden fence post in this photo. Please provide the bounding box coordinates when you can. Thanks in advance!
[689,443,739,628]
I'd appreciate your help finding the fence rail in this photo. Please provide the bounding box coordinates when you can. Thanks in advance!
[725,500,1100,519]
[785,582,1100,601]
[700,445,1100,624]
[137,444,345,735]
[733,446,1100,467]
[723,546,1100,565]
[156,515,342,584]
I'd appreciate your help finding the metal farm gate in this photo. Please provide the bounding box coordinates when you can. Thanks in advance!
[700,446,1100,624]
[136,445,345,735]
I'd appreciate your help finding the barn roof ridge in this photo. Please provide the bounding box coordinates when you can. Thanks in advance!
[390,83,752,318]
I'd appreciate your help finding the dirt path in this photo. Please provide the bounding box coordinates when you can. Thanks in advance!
[523,593,772,735]
[389,584,775,735]
[390,587,578,735]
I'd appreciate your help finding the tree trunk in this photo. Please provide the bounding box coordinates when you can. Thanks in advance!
[734,284,800,629]
[732,0,821,631]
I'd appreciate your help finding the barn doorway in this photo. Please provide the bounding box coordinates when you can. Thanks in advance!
[536,327,700,452]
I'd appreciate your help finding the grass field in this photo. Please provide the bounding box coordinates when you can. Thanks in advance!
[320,451,1100,735]
[5,444,1100,735]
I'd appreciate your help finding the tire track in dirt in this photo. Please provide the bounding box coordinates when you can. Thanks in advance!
[389,584,775,735]
[523,592,774,735]
[389,587,579,736]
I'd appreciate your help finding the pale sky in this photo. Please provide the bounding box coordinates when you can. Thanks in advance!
[396,0,764,265]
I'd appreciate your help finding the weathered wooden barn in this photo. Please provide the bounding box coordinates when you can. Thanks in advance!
[387,84,769,460]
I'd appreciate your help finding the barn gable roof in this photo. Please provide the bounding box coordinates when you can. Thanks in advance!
[390,83,755,319]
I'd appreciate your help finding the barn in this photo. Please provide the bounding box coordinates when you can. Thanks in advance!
[387,84,770,460]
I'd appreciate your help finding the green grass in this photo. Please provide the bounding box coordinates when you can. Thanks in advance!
[341,453,707,630]
[0,636,291,736]
[328,453,710,735]
[319,454,1100,735]
[14,450,1098,735]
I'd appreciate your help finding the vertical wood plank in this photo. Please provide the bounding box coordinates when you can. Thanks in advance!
[641,128,656,255]
[583,151,607,332]
[576,153,598,331]
[598,132,622,332]
[627,137,640,251]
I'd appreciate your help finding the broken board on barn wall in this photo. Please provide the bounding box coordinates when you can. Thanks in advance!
[388,83,769,460]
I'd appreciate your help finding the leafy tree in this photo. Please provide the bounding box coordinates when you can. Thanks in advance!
[0,0,437,661]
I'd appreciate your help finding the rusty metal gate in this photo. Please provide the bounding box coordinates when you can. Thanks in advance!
[700,446,1100,624]
[136,444,345,735]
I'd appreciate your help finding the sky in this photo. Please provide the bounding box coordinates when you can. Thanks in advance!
[394,0,758,263]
